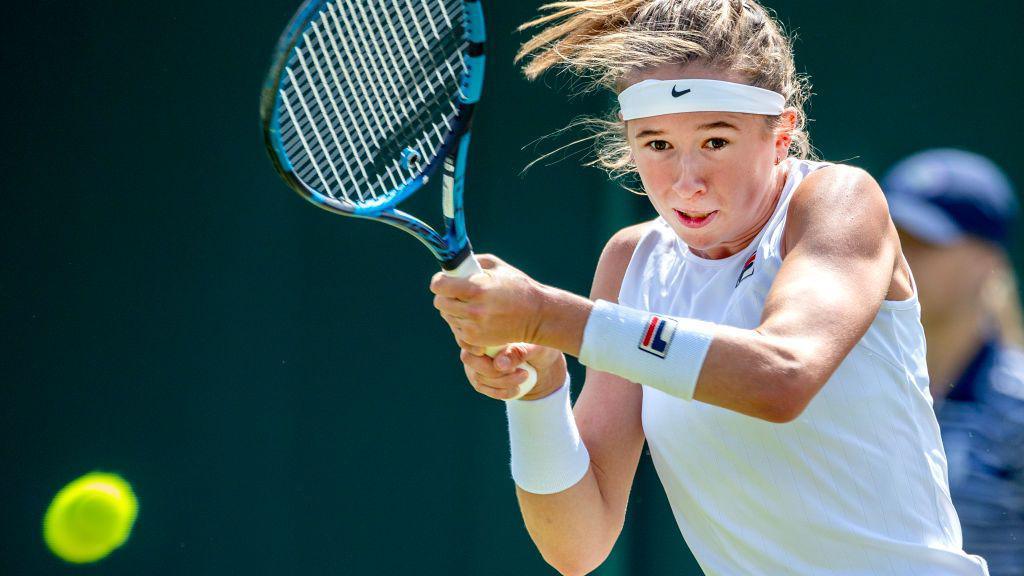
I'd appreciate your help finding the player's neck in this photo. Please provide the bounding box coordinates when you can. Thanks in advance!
[925,311,988,404]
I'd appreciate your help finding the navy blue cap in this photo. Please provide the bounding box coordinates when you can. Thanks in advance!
[881,149,1018,250]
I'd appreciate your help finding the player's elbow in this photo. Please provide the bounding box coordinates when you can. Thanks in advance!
[759,391,811,423]
[758,348,823,423]
[538,527,618,576]
[545,550,609,576]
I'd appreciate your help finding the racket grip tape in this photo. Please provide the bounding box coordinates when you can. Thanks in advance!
[444,255,539,401]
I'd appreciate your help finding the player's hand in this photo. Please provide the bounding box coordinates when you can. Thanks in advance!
[459,342,567,401]
[430,254,546,347]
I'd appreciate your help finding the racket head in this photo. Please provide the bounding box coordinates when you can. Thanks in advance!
[260,0,485,264]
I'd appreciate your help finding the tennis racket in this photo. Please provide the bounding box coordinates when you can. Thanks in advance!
[260,0,537,398]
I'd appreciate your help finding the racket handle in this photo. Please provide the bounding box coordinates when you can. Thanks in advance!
[445,255,538,401]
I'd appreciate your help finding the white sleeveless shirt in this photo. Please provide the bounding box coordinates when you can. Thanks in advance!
[619,159,990,575]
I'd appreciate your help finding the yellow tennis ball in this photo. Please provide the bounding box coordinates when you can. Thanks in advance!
[43,472,138,564]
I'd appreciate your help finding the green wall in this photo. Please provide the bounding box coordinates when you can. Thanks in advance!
[2,1,1020,574]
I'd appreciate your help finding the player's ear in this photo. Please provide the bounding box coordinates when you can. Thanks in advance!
[773,109,797,156]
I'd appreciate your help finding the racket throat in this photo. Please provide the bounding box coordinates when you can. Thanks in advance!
[442,242,475,272]
[442,156,457,221]
[440,137,473,271]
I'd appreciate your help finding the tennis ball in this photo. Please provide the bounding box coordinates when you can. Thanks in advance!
[43,472,138,564]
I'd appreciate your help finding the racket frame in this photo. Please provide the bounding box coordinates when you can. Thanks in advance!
[260,0,486,270]
[261,1,537,399]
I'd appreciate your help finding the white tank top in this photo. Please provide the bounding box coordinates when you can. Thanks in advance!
[619,159,990,575]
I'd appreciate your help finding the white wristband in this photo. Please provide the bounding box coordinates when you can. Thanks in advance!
[506,374,590,495]
[578,300,716,401]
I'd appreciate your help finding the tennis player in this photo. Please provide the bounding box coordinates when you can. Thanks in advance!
[430,1,990,574]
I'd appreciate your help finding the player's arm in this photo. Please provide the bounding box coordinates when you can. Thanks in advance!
[534,165,905,422]
[436,225,647,575]
[433,166,903,425]
[690,166,906,420]
[513,224,647,576]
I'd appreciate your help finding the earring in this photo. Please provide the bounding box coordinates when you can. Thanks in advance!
[774,157,781,166]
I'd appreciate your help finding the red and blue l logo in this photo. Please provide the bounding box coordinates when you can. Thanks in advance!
[736,253,756,287]
[639,315,677,358]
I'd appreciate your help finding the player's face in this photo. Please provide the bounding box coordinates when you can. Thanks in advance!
[624,65,790,259]
[629,110,784,259]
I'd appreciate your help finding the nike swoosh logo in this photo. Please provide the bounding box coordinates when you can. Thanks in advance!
[671,86,691,97]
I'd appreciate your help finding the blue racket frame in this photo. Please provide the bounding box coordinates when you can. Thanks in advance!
[260,0,486,269]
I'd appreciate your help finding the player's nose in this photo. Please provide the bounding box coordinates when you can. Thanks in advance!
[670,160,707,201]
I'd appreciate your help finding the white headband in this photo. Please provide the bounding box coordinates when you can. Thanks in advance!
[617,79,785,120]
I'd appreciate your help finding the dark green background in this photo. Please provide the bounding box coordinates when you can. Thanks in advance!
[2,1,1021,574]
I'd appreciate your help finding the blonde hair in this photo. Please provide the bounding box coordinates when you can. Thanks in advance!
[515,0,813,184]
[983,260,1024,347]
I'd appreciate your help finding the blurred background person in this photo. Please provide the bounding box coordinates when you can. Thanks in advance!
[883,149,1024,576]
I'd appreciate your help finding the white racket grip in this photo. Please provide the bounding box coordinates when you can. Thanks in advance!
[445,255,538,401]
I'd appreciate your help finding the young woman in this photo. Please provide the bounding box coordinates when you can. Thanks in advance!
[430,1,990,574]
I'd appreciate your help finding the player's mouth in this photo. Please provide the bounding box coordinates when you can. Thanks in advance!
[675,209,719,229]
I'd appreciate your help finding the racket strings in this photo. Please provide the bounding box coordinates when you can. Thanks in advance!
[282,48,463,193]
[278,0,467,205]
[288,1,464,199]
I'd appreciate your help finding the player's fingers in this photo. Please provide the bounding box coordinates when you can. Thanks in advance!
[430,272,481,299]
[492,343,530,372]
[475,369,531,394]
[438,311,460,329]
[467,378,510,401]
[457,340,486,356]
[465,367,526,401]
[439,314,473,344]
[475,254,505,270]
[460,349,507,378]
[433,294,473,316]
[495,342,562,372]
[464,364,501,395]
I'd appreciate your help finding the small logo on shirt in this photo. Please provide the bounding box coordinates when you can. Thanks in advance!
[639,315,677,358]
[736,253,756,287]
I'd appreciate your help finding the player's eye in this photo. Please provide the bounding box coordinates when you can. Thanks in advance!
[704,138,729,151]
[647,140,671,151]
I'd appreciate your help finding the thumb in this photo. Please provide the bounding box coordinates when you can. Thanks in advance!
[476,253,505,270]
[493,343,528,372]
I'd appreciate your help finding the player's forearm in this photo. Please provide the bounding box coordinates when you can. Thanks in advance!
[531,285,593,357]
[504,371,626,575]
[571,300,828,423]
[516,468,623,576]
[693,326,825,422]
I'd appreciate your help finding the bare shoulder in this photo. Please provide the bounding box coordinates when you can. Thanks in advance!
[790,164,888,220]
[590,220,654,302]
[784,164,892,256]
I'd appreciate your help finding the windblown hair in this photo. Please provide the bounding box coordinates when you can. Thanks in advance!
[984,261,1024,347]
[515,0,813,184]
